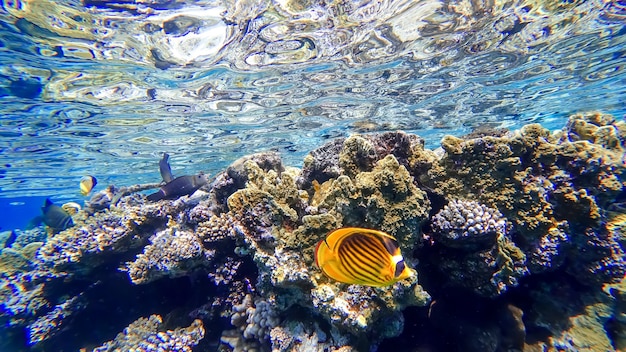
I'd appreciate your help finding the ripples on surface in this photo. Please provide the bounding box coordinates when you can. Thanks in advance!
[0,0,624,199]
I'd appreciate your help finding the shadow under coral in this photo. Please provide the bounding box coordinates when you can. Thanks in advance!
[36,273,213,351]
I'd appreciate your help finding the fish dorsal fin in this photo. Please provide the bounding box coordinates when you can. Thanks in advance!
[159,153,174,183]
[43,198,53,210]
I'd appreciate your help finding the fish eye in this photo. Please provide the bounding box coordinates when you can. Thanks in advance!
[394,260,406,277]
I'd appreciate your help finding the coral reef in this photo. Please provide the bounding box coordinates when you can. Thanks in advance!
[430,199,507,250]
[428,199,528,297]
[227,294,279,342]
[428,298,526,352]
[27,294,86,345]
[93,314,204,352]
[125,226,206,284]
[415,111,626,289]
[1,112,624,351]
[523,277,625,352]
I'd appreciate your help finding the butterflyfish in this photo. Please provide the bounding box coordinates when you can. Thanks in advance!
[80,175,97,195]
[42,198,74,234]
[314,227,413,287]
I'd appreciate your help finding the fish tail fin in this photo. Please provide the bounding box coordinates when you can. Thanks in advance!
[147,190,165,202]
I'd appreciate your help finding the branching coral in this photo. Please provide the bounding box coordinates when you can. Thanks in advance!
[92,314,204,352]
[125,227,206,285]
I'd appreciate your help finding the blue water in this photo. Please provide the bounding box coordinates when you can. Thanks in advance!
[0,196,47,231]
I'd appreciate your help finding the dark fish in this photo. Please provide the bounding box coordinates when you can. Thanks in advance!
[159,153,173,183]
[315,227,413,287]
[26,215,44,230]
[42,198,74,234]
[147,174,208,202]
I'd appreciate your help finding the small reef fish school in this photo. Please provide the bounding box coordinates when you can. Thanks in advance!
[38,153,209,235]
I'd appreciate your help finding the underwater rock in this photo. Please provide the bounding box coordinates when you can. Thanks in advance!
[524,278,620,352]
[607,279,626,351]
[297,138,345,189]
[428,298,525,352]
[92,314,204,352]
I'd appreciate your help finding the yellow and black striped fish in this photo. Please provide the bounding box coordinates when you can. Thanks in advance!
[314,227,413,287]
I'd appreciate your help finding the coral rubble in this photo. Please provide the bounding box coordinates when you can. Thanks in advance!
[0,112,624,351]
